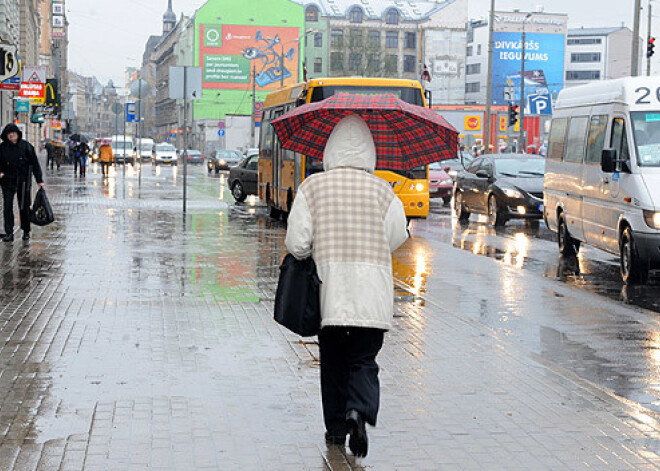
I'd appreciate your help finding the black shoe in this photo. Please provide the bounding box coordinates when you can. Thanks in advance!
[22,232,30,241]
[324,431,346,445]
[346,409,368,457]
[2,234,14,242]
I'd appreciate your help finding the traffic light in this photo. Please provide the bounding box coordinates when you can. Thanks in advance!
[507,102,519,127]
[648,37,656,58]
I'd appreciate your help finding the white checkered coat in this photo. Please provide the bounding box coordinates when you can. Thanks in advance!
[285,115,408,330]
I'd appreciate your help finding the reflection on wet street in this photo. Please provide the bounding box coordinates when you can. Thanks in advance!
[3,161,660,468]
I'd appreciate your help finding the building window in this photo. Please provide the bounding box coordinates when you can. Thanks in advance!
[404,32,416,49]
[477,44,482,55]
[385,8,399,25]
[350,29,363,47]
[314,57,322,73]
[467,29,474,43]
[571,52,601,63]
[349,53,362,71]
[314,33,322,48]
[566,70,601,80]
[367,53,380,72]
[386,31,398,48]
[306,6,319,22]
[403,55,415,73]
[567,38,602,45]
[385,55,398,74]
[331,29,344,47]
[465,82,480,93]
[331,52,344,71]
[368,30,380,47]
[349,7,363,23]
[466,63,481,75]
[466,45,473,57]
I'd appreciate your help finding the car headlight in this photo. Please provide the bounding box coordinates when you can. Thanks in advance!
[448,170,458,178]
[643,210,660,229]
[502,188,523,199]
[219,159,226,165]
[442,178,453,185]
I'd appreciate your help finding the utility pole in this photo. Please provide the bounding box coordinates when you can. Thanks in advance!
[519,13,531,153]
[484,0,496,153]
[648,1,653,76]
[183,67,188,214]
[251,65,256,147]
[633,0,642,76]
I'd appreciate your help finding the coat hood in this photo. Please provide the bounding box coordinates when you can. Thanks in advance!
[1,123,22,143]
[323,115,376,173]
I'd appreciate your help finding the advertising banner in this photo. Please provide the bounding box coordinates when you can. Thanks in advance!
[19,82,45,100]
[490,32,565,109]
[199,24,300,91]
[464,115,481,131]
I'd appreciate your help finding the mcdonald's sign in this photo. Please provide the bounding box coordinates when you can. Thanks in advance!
[44,79,59,112]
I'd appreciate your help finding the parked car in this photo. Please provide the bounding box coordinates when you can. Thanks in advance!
[428,162,454,205]
[180,149,204,164]
[208,149,243,173]
[454,153,546,226]
[245,148,259,159]
[228,153,259,202]
[152,142,178,165]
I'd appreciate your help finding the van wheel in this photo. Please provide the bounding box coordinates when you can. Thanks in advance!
[488,195,506,227]
[620,227,649,284]
[455,191,470,221]
[558,213,580,256]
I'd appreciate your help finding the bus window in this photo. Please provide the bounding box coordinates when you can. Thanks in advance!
[261,109,274,161]
[564,117,589,163]
[310,85,424,106]
[610,117,630,164]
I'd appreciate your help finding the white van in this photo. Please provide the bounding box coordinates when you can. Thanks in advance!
[111,135,134,164]
[544,77,660,284]
[134,138,154,162]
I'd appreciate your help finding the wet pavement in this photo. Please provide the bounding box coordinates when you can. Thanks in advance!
[2,158,660,469]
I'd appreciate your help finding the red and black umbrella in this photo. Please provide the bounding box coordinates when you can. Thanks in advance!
[271,93,459,170]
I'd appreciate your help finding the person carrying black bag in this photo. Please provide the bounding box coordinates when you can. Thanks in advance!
[0,124,44,242]
[285,115,408,458]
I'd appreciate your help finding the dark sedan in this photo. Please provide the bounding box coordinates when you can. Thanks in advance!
[228,154,259,202]
[454,154,545,226]
[207,149,243,173]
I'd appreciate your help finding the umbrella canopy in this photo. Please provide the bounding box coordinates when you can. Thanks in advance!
[271,93,459,170]
[70,133,89,144]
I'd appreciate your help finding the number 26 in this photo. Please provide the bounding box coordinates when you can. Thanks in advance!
[635,86,660,104]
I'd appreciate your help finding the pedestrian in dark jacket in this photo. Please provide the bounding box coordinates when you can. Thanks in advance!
[0,123,44,241]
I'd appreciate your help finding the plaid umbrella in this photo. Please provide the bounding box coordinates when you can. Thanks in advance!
[271,93,459,170]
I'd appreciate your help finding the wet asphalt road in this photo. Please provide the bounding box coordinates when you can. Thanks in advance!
[404,199,660,415]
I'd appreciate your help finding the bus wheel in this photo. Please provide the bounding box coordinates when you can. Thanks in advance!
[620,227,648,284]
[558,212,579,256]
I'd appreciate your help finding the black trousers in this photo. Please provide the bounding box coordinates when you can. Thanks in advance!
[2,182,30,235]
[318,326,384,435]
[101,162,110,176]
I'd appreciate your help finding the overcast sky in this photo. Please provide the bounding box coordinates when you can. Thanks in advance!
[66,0,649,87]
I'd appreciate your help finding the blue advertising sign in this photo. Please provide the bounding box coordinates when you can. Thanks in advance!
[16,99,29,112]
[491,32,565,110]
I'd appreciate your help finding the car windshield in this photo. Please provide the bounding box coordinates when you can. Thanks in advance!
[156,144,175,151]
[139,143,152,151]
[631,111,660,166]
[494,158,545,178]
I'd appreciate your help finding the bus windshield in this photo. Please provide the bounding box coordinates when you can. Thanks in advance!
[310,86,424,107]
[631,111,660,166]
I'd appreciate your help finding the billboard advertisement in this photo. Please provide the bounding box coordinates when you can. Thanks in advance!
[199,24,300,91]
[490,32,565,113]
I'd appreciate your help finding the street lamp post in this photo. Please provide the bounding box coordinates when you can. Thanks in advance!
[519,12,532,153]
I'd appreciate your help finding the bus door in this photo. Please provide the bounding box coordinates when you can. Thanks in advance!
[270,106,286,208]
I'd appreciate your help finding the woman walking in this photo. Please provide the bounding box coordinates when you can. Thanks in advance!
[285,115,408,457]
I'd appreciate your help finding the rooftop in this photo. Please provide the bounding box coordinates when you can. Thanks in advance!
[568,26,627,37]
[303,0,454,21]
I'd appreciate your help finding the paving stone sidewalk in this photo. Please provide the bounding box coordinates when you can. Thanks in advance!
[0,162,659,470]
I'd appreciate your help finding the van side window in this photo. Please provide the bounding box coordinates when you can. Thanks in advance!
[547,118,568,160]
[564,117,589,163]
[610,118,630,162]
[585,115,608,163]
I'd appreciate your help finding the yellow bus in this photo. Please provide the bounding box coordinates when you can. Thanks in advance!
[258,77,431,219]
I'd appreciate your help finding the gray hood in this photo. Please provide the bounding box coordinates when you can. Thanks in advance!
[323,115,376,173]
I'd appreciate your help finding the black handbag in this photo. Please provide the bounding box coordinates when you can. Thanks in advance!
[29,188,55,226]
[274,254,321,337]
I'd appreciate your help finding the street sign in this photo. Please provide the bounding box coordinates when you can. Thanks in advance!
[21,66,46,84]
[218,121,225,129]
[169,66,203,100]
[30,113,44,124]
[0,76,20,91]
[16,100,29,112]
[0,42,18,82]
[528,93,552,115]
[126,102,136,122]
[111,102,123,115]
[218,129,225,137]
